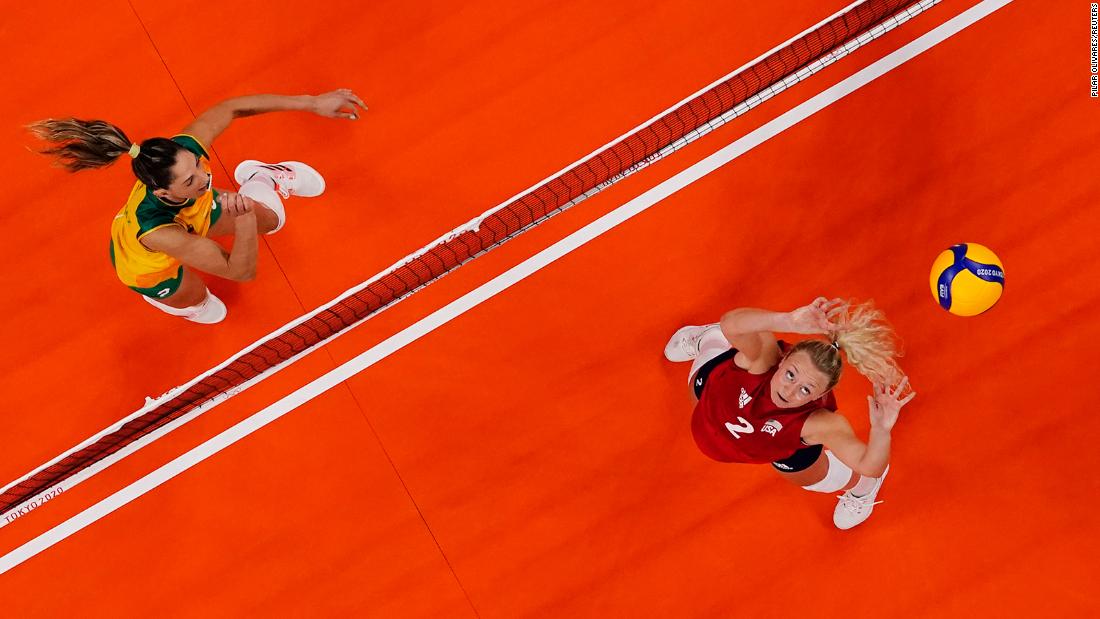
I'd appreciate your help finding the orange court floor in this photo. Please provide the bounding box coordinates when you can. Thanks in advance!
[0,0,1098,616]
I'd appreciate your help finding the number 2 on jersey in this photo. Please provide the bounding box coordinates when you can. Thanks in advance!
[724,417,754,439]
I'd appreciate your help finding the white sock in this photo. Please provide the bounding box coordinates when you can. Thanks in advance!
[687,326,732,382]
[239,177,286,234]
[850,475,879,497]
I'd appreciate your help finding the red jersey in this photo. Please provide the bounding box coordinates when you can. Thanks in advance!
[691,352,836,464]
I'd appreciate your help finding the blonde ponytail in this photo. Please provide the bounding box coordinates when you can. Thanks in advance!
[832,299,903,387]
[790,299,905,391]
[29,118,186,189]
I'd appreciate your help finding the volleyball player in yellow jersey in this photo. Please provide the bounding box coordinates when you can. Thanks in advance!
[30,89,367,323]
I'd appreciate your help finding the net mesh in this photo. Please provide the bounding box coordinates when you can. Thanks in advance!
[1,0,925,519]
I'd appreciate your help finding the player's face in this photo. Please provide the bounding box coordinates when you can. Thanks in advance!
[163,151,212,201]
[770,351,830,408]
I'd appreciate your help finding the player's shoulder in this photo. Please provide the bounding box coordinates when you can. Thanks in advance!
[733,339,782,374]
[133,192,174,227]
[171,133,210,159]
[138,222,191,253]
[802,408,852,441]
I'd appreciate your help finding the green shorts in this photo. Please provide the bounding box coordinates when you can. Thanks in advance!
[109,242,186,299]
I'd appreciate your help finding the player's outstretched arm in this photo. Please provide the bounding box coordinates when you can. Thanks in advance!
[182,89,367,147]
[719,297,845,371]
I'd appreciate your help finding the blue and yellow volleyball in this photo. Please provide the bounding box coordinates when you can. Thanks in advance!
[929,243,1005,316]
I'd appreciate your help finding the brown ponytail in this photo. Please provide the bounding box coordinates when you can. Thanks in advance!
[28,118,186,189]
[27,119,132,171]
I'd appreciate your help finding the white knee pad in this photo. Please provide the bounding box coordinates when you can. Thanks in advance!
[239,179,286,234]
[801,450,853,493]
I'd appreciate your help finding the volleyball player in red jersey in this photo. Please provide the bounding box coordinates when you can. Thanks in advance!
[664,297,915,529]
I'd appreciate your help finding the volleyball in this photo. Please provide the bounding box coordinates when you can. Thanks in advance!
[929,243,1005,316]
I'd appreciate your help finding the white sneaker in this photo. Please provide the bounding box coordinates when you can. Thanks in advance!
[234,160,326,199]
[186,292,228,324]
[833,466,889,530]
[142,291,227,324]
[663,324,719,362]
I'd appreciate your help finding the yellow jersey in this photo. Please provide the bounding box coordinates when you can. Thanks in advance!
[109,134,221,290]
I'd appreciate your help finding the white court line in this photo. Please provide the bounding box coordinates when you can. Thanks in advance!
[0,0,1012,574]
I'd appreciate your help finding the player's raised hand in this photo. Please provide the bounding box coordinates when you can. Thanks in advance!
[868,376,915,432]
[310,89,367,120]
[786,297,846,334]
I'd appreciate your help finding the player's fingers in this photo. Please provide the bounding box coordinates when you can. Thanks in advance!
[893,376,910,397]
[347,92,367,110]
